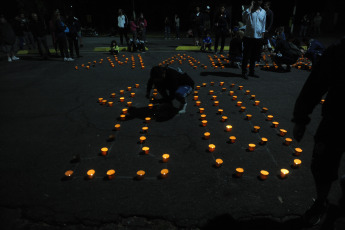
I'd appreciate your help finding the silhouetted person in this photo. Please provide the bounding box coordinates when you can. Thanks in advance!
[213,5,231,54]
[191,6,204,46]
[303,37,325,66]
[117,9,129,46]
[29,13,51,59]
[292,36,345,227]
[146,66,194,114]
[0,14,19,62]
[66,15,81,58]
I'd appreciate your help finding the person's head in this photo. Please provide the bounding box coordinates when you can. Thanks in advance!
[252,0,261,10]
[206,6,210,12]
[140,13,144,18]
[220,5,226,13]
[118,9,123,15]
[263,1,271,10]
[31,13,38,21]
[196,6,200,12]
[150,66,167,85]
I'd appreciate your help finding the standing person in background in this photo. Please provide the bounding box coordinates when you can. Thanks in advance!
[241,0,266,79]
[54,11,73,61]
[129,16,139,47]
[29,13,51,60]
[117,9,129,46]
[0,14,19,62]
[313,12,322,36]
[213,5,231,54]
[203,6,212,35]
[164,16,171,40]
[190,6,204,46]
[174,14,180,40]
[49,9,59,56]
[66,14,81,58]
[299,14,310,38]
[137,13,147,43]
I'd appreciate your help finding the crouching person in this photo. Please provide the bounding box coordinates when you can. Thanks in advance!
[146,66,194,114]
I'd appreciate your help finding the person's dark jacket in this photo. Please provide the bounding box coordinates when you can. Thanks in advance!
[265,9,273,32]
[213,10,231,33]
[191,12,204,28]
[29,18,47,38]
[54,18,68,38]
[292,38,345,131]
[146,66,194,101]
[66,17,79,39]
[0,21,16,45]
[275,38,300,60]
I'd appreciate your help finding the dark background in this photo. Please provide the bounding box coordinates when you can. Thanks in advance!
[2,0,345,35]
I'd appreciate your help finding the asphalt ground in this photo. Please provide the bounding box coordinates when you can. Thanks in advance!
[0,34,344,230]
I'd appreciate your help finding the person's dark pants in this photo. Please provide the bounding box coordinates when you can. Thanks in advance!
[118,27,129,45]
[35,36,51,58]
[242,37,262,74]
[214,29,227,52]
[57,36,70,58]
[311,118,345,203]
[68,37,79,57]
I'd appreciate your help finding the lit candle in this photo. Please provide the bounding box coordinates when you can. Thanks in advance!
[240,106,246,112]
[65,170,74,178]
[208,144,216,152]
[218,109,223,114]
[280,169,289,179]
[279,129,287,136]
[248,143,256,151]
[272,121,279,128]
[120,114,126,120]
[262,107,268,113]
[194,95,199,101]
[235,168,244,177]
[98,97,103,103]
[251,95,256,99]
[219,82,224,86]
[127,101,132,107]
[209,90,214,95]
[221,87,226,92]
[260,170,269,180]
[215,158,223,167]
[196,86,201,90]
[160,169,169,178]
[145,117,151,123]
[101,147,108,156]
[136,170,145,179]
[284,138,292,145]
[261,137,268,145]
[194,91,198,95]
[267,115,273,121]
[212,95,217,100]
[122,108,128,114]
[246,114,252,120]
[114,124,121,130]
[210,81,214,86]
[232,96,237,101]
[238,85,243,90]
[294,148,302,156]
[245,90,250,95]
[154,89,158,92]
[87,169,95,179]
[204,132,210,140]
[254,100,260,106]
[225,125,232,132]
[162,153,170,162]
[148,103,153,109]
[293,159,302,168]
[221,116,228,122]
[102,99,107,105]
[202,83,207,87]
[107,169,115,179]
[229,91,234,96]
[202,120,208,127]
[139,136,146,143]
[111,93,116,98]
[200,114,206,120]
[199,108,205,113]
[196,101,201,106]
[142,126,148,133]
[142,146,149,154]
[120,90,124,95]
[214,101,219,106]
[253,126,260,132]
[119,97,125,102]
[131,92,135,97]
[135,84,140,88]
[230,83,235,87]
[108,101,113,107]
[229,136,236,143]
[236,101,242,106]
[75,66,78,70]
[152,92,158,98]
[320,99,325,104]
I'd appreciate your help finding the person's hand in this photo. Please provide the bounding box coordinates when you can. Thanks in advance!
[293,123,306,142]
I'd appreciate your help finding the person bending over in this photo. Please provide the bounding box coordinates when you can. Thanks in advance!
[146,66,194,114]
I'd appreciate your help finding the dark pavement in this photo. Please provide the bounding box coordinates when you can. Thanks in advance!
[0,34,344,230]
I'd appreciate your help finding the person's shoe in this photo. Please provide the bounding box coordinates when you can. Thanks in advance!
[12,56,20,60]
[64,57,68,61]
[303,199,328,226]
[242,72,248,80]
[67,58,74,61]
[8,57,12,62]
[248,72,259,78]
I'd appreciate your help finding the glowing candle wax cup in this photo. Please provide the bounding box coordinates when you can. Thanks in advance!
[215,158,223,167]
[260,170,269,180]
[253,126,260,132]
[248,144,256,151]
[139,136,146,143]
[108,101,113,107]
[120,90,124,95]
[226,125,232,132]
[196,86,200,90]
[238,86,243,90]
[127,87,132,91]
[196,101,201,106]
[261,137,268,145]
[120,114,126,120]
[199,108,205,113]
[208,144,216,152]
[245,90,250,95]
[219,82,224,86]
[232,96,237,101]
[294,148,303,156]
[120,97,125,102]
[114,124,121,130]
[65,170,74,178]
[107,169,115,179]
[87,169,95,179]
[251,95,256,99]
[262,107,268,113]
[214,101,219,106]
[148,103,153,109]
[254,100,260,106]
[284,138,293,145]
[272,121,279,128]
[237,101,242,106]
[280,169,289,179]
[142,126,148,133]
[161,169,169,178]
[210,82,214,86]
[145,117,151,123]
[98,98,103,103]
[127,101,132,107]
[135,84,139,88]
[240,106,246,112]
[194,95,199,101]
[229,91,234,96]
[218,109,223,114]
[200,114,206,120]
[162,154,170,162]
[142,146,149,154]
[137,170,145,179]
[280,129,287,136]
[202,120,208,127]
[101,147,108,156]
[235,168,244,177]
[102,99,107,105]
[212,95,217,100]
[229,136,236,143]
[293,159,302,168]
[222,87,226,92]
[111,93,116,98]
[221,116,228,122]
[131,93,135,97]
[204,132,210,139]
[267,115,273,120]
[209,90,214,95]
[122,108,128,114]
[246,114,252,120]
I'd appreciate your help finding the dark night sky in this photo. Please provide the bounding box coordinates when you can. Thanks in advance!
[3,0,345,33]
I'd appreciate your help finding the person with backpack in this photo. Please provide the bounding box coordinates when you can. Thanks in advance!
[117,9,129,46]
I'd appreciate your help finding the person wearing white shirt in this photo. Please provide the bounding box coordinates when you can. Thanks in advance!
[241,0,266,79]
[117,9,129,46]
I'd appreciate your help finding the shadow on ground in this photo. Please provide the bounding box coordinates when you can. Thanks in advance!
[127,102,179,122]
